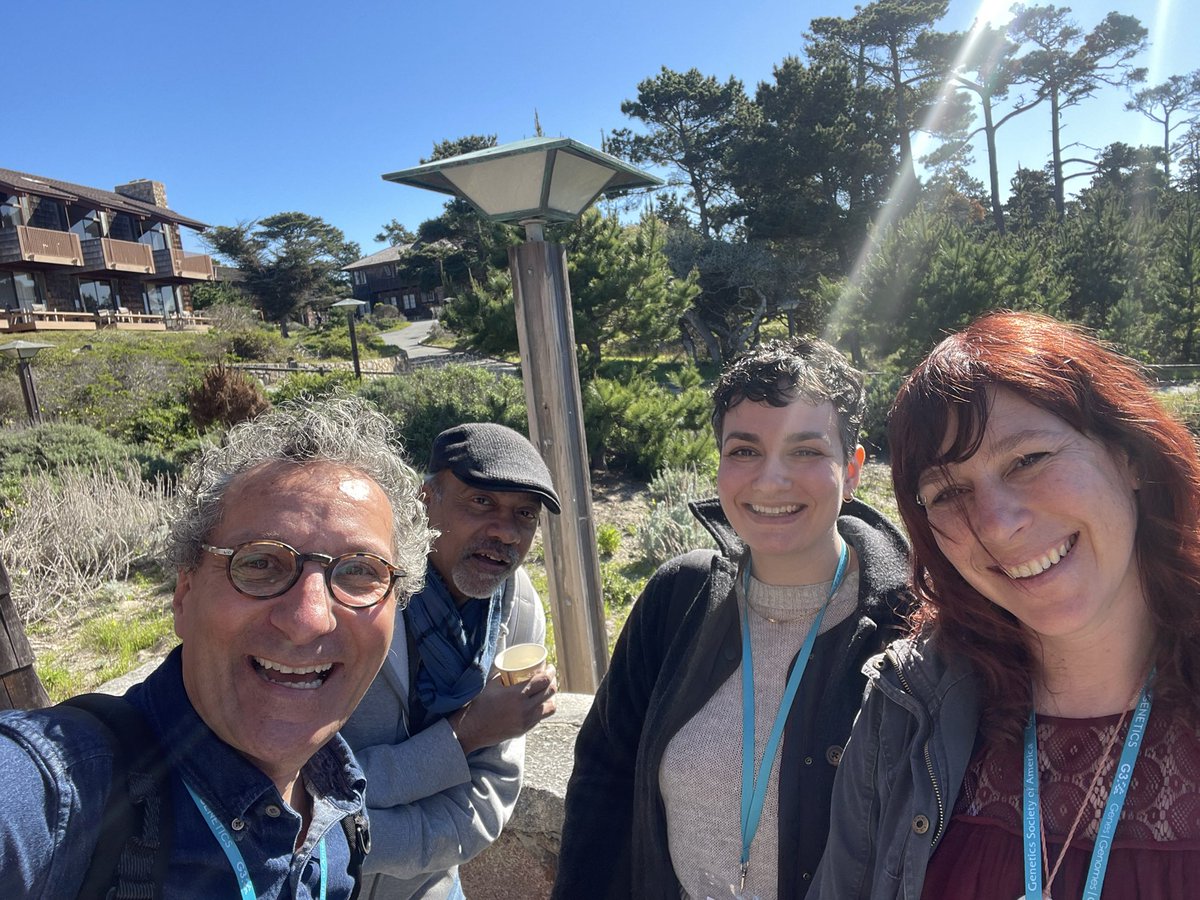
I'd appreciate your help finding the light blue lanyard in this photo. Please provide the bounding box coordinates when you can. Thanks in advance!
[738,541,849,889]
[185,779,328,900]
[1022,674,1153,900]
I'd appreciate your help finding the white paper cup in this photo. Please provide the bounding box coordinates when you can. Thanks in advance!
[495,642,547,686]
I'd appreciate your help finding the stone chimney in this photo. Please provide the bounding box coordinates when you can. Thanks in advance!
[114,179,168,208]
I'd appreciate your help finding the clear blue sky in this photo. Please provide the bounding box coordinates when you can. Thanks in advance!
[8,0,1196,256]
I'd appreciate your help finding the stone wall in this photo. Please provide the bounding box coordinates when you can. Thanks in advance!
[459,692,591,899]
[114,179,168,209]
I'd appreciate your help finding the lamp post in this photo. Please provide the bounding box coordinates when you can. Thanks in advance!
[383,137,661,692]
[331,298,368,379]
[0,340,54,425]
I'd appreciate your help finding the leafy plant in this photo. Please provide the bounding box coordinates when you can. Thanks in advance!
[596,523,622,558]
[633,465,718,567]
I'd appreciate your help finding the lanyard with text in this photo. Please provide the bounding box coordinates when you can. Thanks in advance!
[738,540,849,890]
[1021,674,1154,900]
[185,779,328,900]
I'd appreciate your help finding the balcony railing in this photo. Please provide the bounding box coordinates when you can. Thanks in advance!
[152,247,215,281]
[81,238,154,275]
[8,307,98,332]
[14,226,83,266]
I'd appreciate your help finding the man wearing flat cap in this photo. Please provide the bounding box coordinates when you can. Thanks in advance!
[343,423,559,899]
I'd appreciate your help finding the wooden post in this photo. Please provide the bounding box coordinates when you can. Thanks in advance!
[509,238,609,693]
[0,558,50,709]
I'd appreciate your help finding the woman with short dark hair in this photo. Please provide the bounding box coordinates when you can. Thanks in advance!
[812,311,1200,900]
[554,337,913,899]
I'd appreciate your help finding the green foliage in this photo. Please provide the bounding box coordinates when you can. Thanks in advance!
[227,328,288,362]
[439,271,519,357]
[295,320,392,360]
[584,368,714,480]
[203,212,361,329]
[359,366,528,467]
[0,424,170,512]
[596,523,622,558]
[189,281,250,310]
[272,370,360,403]
[633,465,718,569]
[560,210,700,376]
[601,560,642,609]
[371,304,403,325]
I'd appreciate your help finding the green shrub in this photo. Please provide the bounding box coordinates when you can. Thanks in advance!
[272,370,360,403]
[601,560,641,609]
[360,366,528,467]
[296,320,390,360]
[596,523,622,558]
[633,465,718,568]
[227,328,288,362]
[861,369,905,460]
[584,368,714,480]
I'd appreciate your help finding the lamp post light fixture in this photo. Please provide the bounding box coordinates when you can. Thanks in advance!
[0,340,54,425]
[331,298,369,379]
[383,137,662,692]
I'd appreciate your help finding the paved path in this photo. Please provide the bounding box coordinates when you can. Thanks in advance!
[380,319,450,360]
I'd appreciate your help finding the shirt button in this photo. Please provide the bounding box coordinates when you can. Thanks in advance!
[912,814,930,834]
[826,745,843,766]
[231,818,246,832]
[265,804,282,818]
[803,756,814,766]
[802,872,812,882]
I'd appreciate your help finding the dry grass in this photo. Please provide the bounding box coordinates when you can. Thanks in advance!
[2,464,170,624]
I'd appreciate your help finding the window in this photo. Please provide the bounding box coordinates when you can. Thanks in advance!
[138,221,169,251]
[68,208,109,240]
[0,194,24,229]
[403,293,417,311]
[381,265,393,277]
[26,196,65,230]
[0,271,43,310]
[79,279,116,312]
[144,283,179,316]
[353,270,367,286]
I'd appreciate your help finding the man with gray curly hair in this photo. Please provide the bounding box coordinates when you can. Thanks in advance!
[0,396,431,899]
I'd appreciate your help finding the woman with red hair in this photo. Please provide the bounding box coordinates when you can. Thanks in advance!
[811,311,1200,899]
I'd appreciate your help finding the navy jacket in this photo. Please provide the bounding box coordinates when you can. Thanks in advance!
[0,647,368,899]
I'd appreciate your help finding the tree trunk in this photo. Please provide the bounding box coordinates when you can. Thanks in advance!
[681,308,724,365]
[983,97,1006,234]
[1050,88,1066,218]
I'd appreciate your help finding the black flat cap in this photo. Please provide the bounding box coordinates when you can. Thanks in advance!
[429,423,561,514]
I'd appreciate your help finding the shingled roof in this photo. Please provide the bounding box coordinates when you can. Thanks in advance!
[0,167,208,231]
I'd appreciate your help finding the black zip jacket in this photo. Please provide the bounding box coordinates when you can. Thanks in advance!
[552,498,914,900]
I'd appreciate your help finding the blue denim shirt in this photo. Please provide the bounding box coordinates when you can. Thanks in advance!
[0,647,368,899]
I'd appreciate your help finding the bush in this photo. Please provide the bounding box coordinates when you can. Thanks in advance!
[272,370,360,403]
[584,367,714,480]
[596,523,622,558]
[633,465,718,568]
[0,463,170,623]
[861,368,905,460]
[372,305,404,327]
[360,366,527,467]
[187,363,270,432]
[296,320,391,360]
[227,328,288,362]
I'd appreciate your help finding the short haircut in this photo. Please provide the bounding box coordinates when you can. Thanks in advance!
[889,311,1200,741]
[711,337,865,461]
[165,395,431,600]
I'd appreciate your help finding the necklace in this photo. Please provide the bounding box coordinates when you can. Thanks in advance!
[1020,673,1154,900]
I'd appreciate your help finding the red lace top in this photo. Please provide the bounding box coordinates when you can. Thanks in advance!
[922,706,1200,899]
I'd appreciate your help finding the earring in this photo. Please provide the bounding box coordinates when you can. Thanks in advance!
[843,492,853,503]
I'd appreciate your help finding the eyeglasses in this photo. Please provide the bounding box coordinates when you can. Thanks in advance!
[202,540,405,609]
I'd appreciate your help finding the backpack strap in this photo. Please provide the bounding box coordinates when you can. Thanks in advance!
[60,693,173,900]
[341,811,371,900]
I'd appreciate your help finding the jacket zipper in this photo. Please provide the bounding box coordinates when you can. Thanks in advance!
[887,649,946,846]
